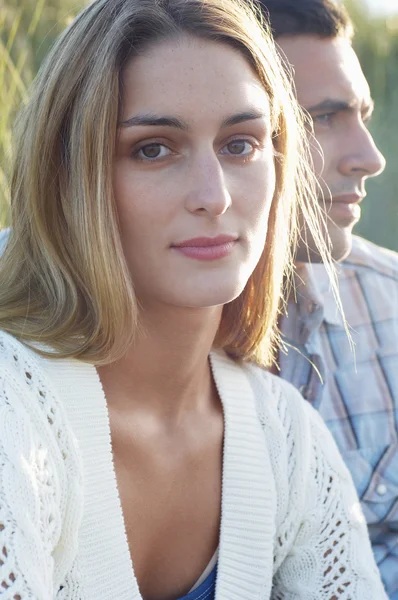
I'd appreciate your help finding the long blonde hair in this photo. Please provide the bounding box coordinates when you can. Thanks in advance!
[0,0,337,366]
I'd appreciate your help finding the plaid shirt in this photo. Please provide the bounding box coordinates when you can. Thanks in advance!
[279,235,398,598]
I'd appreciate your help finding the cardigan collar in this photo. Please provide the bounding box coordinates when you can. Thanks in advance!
[45,350,276,600]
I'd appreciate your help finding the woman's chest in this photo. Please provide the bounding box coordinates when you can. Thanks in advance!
[110,418,223,600]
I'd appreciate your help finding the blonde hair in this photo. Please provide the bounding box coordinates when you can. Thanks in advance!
[0,0,339,366]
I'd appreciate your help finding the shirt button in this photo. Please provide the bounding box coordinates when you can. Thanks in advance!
[308,302,318,314]
[376,484,387,496]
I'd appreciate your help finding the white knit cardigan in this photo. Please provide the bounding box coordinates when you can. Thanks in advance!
[0,331,387,599]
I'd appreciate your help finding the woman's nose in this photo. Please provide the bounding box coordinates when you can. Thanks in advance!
[184,153,232,217]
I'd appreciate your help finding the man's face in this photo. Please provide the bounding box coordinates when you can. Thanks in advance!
[277,35,386,262]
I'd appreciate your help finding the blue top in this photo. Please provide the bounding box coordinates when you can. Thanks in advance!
[176,565,217,600]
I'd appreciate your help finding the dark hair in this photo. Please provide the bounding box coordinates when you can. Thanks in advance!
[257,0,353,40]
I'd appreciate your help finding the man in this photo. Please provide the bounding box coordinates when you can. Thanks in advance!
[259,0,398,596]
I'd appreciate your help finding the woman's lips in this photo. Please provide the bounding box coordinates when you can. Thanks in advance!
[171,235,238,261]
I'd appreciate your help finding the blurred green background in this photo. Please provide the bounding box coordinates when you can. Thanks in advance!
[0,0,397,250]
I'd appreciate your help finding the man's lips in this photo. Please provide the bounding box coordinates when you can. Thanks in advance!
[329,193,365,205]
[323,194,363,224]
[171,235,238,261]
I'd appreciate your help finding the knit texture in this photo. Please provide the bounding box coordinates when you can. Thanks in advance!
[0,331,387,599]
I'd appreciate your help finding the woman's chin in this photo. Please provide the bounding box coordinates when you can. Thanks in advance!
[174,281,247,309]
[135,268,252,310]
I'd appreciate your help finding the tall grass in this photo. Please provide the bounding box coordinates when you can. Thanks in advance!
[0,0,83,228]
[0,0,397,250]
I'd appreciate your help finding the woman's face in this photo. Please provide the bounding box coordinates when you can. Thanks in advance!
[114,35,276,310]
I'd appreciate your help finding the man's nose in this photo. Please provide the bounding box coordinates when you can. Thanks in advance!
[184,153,232,217]
[338,123,386,179]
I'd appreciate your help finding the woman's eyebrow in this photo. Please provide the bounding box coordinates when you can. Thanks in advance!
[221,110,268,128]
[119,113,188,130]
[119,109,267,130]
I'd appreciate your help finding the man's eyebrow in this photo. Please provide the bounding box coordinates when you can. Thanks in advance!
[306,98,375,115]
[306,99,355,113]
[119,110,267,130]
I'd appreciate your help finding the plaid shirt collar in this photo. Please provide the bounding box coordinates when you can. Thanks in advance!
[292,261,344,328]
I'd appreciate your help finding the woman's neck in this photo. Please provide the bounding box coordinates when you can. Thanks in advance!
[97,304,222,421]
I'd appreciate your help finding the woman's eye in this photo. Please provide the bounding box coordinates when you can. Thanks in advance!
[135,143,171,160]
[221,139,254,156]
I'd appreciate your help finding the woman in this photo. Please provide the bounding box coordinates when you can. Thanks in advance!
[0,0,386,598]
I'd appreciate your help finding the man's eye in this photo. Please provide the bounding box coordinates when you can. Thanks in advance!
[134,143,171,160]
[312,113,334,125]
[221,139,255,156]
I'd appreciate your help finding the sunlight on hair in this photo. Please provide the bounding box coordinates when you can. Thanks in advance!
[0,0,348,367]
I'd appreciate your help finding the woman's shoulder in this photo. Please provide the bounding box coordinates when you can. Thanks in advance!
[210,350,317,443]
[0,329,60,410]
[243,361,347,474]
[0,329,81,458]
[0,329,50,411]
[0,330,84,595]
[244,361,314,428]
[244,361,353,484]
[0,327,84,505]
